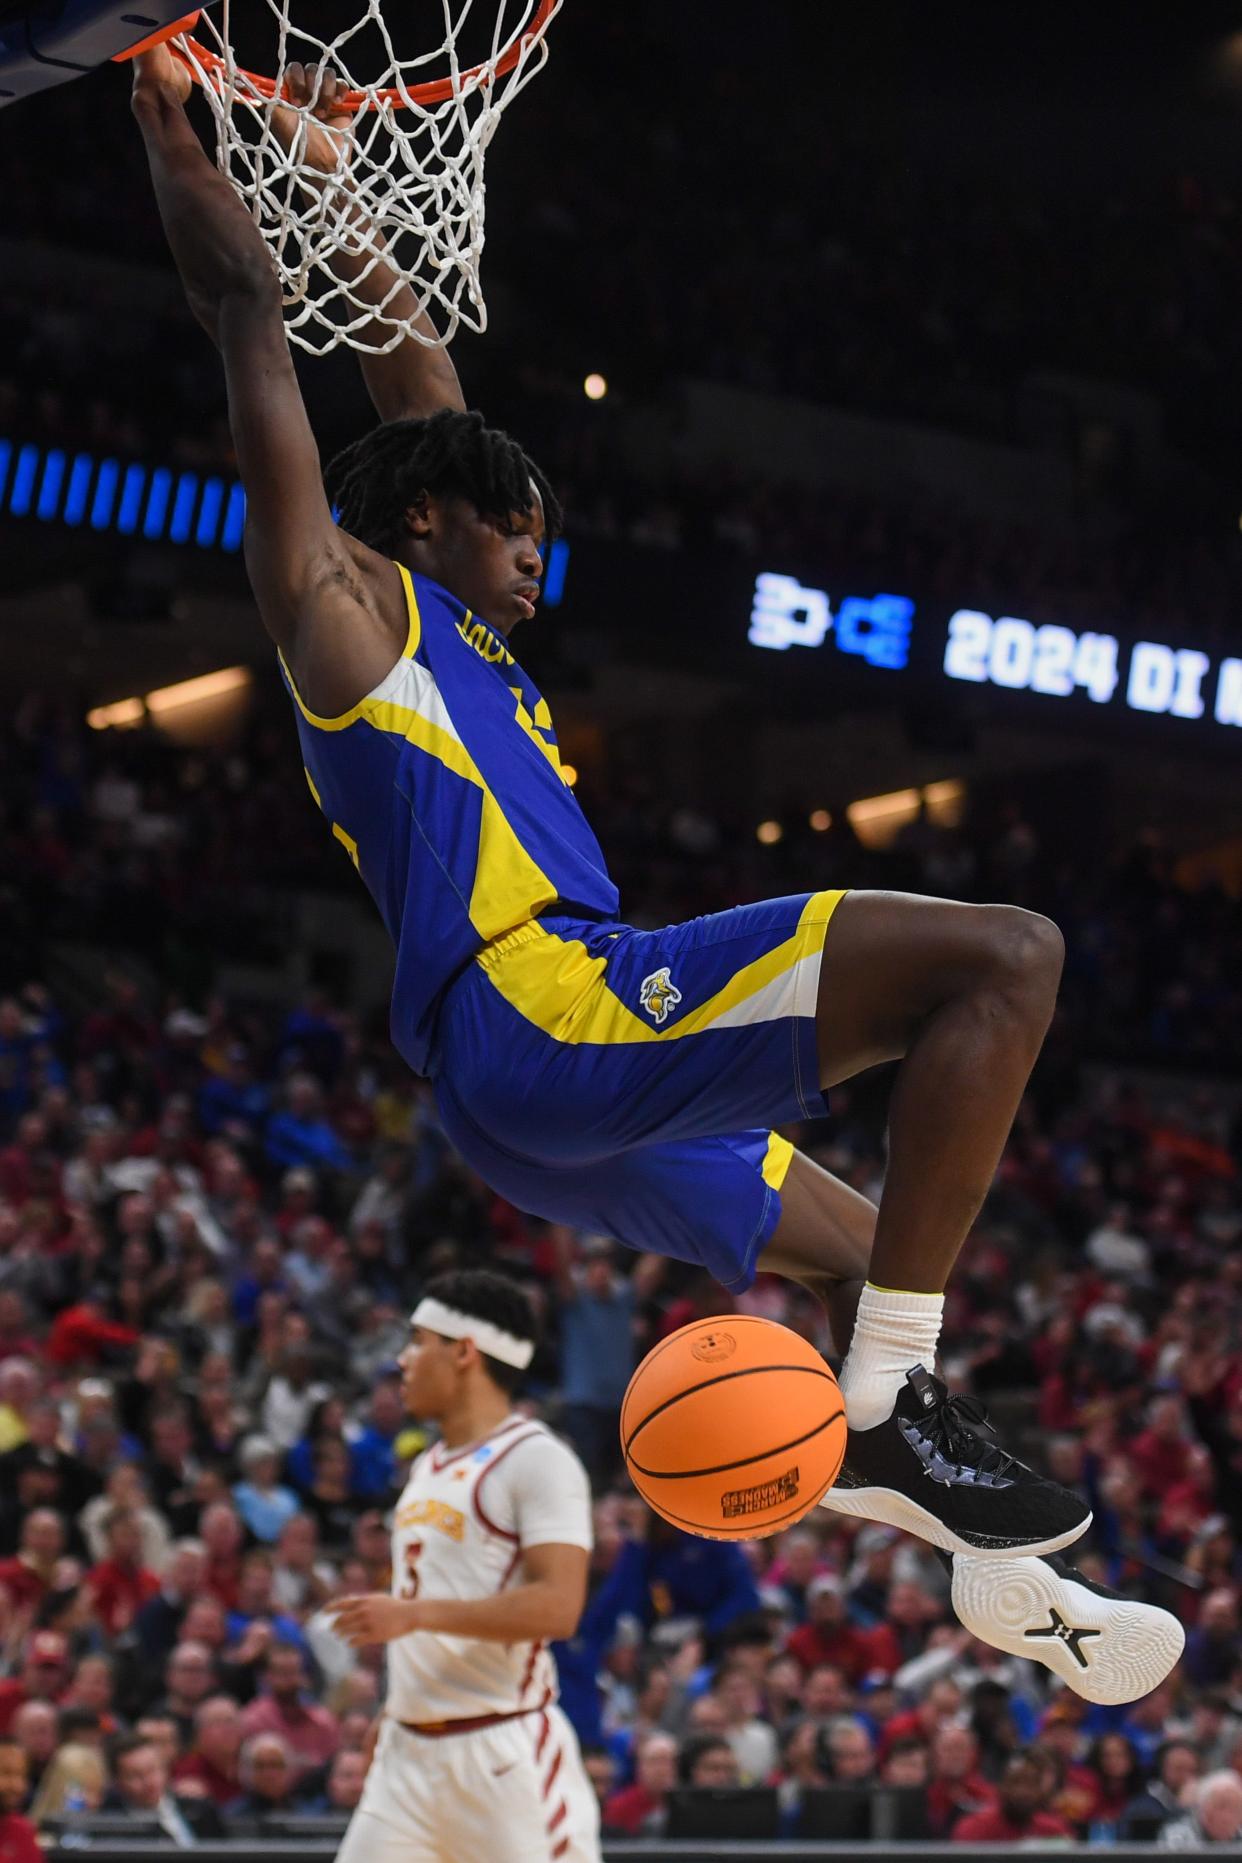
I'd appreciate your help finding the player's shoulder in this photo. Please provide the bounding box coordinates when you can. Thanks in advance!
[483,1418,589,1488]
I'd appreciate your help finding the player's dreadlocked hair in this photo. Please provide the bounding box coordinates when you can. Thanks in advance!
[324,407,563,554]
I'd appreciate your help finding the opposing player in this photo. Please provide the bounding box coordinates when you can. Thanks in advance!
[325,1270,599,1863]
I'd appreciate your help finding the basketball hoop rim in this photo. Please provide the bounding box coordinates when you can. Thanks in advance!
[159,0,558,112]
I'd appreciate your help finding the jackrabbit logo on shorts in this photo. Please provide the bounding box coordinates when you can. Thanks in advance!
[639,967,682,1025]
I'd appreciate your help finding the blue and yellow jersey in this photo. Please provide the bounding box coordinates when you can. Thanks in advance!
[281,565,619,1075]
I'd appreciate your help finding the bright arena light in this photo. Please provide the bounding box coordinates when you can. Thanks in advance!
[561,763,579,787]
[87,666,251,731]
[583,373,608,401]
[756,820,783,845]
[809,808,832,832]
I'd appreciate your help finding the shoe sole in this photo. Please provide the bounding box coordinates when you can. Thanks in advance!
[818,1482,1092,1558]
[952,1555,1185,1704]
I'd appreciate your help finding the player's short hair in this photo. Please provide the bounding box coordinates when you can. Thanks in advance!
[325,408,563,555]
[420,1269,537,1396]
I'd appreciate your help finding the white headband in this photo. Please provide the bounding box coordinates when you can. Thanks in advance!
[411,1298,534,1371]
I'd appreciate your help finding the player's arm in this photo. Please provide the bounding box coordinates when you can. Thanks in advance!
[130,49,405,710]
[273,65,467,423]
[328,1542,589,1646]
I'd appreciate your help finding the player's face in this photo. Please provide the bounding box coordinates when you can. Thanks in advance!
[408,495,545,636]
[398,1326,458,1418]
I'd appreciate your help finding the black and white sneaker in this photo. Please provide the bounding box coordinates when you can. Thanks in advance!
[819,1366,1091,1558]
[951,1551,1185,1704]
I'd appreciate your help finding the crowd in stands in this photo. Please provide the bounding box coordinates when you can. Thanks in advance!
[0,678,1236,1849]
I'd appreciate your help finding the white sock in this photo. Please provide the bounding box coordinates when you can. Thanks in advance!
[838,1282,945,1433]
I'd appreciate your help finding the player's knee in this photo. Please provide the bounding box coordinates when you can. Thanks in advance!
[979,906,1064,1014]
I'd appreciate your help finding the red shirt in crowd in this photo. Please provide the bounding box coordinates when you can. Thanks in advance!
[86,1559,161,1637]
[1128,1428,1191,1497]
[0,1688,30,1739]
[785,1620,881,1684]
[603,1783,664,1835]
[0,1814,41,1863]
[173,1753,242,1808]
[239,1694,339,1776]
[925,1772,997,1834]
[952,1806,1073,1843]
[0,1562,50,1614]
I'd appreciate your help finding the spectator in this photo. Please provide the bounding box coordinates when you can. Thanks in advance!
[173,1696,244,1808]
[133,1714,181,1778]
[131,1538,208,1665]
[264,1076,352,1174]
[10,1703,56,1790]
[0,1635,70,1736]
[271,1514,332,1616]
[233,1733,303,1820]
[348,1379,405,1501]
[199,1503,245,1609]
[582,1746,617,1818]
[0,1511,64,1612]
[152,1641,217,1745]
[79,1463,171,1569]
[1185,1591,1241,1692]
[926,1724,996,1834]
[881,1738,931,1789]
[1122,1741,1202,1839]
[824,1716,876,1783]
[110,1733,226,1842]
[239,1644,339,1780]
[225,1550,312,1660]
[27,1742,107,1824]
[786,1578,876,1683]
[711,1664,778,1784]
[553,1235,643,1487]
[777,1720,830,1791]
[951,1752,1074,1843]
[316,1746,368,1815]
[85,1506,159,1636]
[0,1740,40,1863]
[603,1730,678,1836]
[679,1734,740,1789]
[232,1437,300,1545]
[1161,1770,1242,1850]
[60,1656,117,1735]
[1087,1731,1145,1831]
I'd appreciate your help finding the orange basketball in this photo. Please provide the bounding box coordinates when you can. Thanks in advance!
[620,1315,847,1541]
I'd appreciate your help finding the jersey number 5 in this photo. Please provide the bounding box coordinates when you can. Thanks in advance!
[399,1540,423,1600]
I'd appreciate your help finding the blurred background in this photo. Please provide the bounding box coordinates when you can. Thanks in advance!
[0,2,1241,1854]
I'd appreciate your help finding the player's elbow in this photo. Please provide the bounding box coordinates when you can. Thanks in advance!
[538,1586,585,1642]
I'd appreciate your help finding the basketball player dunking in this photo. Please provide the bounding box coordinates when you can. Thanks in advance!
[131,49,1182,1702]
[326,1271,600,1863]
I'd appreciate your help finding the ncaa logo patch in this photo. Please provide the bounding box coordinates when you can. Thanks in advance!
[639,967,682,1026]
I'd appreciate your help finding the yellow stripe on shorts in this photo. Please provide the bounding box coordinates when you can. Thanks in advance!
[476,890,847,1046]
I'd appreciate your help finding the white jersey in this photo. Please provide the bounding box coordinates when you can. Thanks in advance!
[385,1415,592,1726]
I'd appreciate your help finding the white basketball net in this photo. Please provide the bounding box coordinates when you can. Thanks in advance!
[174,0,560,356]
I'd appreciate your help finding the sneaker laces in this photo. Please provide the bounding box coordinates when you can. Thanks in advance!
[921,1386,1018,1481]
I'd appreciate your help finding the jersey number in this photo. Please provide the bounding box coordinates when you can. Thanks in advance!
[398,1540,423,1600]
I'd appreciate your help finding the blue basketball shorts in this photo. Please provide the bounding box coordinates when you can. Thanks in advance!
[429,890,846,1292]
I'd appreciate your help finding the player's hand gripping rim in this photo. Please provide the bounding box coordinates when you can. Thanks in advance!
[131,43,194,109]
[271,63,355,178]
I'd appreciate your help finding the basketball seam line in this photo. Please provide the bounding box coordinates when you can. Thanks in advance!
[619,1315,786,1439]
[622,1362,837,1454]
[628,1408,845,1481]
